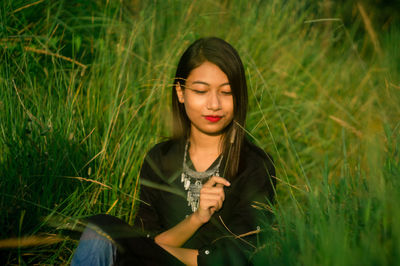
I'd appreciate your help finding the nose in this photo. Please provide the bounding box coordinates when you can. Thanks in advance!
[207,91,221,111]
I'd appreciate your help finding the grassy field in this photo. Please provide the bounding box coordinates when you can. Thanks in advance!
[1,0,399,265]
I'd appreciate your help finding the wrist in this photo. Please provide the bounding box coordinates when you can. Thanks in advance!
[190,211,208,225]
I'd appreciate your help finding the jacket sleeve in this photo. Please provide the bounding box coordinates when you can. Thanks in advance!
[133,151,164,237]
[226,152,276,234]
[197,152,276,266]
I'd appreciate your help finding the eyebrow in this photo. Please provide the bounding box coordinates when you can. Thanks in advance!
[191,81,230,87]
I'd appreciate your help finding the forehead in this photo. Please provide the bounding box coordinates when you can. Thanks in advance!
[186,61,229,85]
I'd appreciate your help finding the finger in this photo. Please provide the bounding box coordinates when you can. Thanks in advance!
[201,186,224,195]
[200,193,223,203]
[199,204,221,215]
[203,176,230,188]
[200,187,225,202]
[203,199,221,209]
[209,207,216,214]
[203,199,221,212]
[200,195,224,210]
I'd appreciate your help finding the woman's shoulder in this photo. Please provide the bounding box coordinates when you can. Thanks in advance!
[242,138,274,167]
[239,138,275,184]
[142,138,185,181]
[238,139,276,200]
[146,138,185,160]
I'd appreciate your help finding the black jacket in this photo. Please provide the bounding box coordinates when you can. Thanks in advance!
[135,138,275,265]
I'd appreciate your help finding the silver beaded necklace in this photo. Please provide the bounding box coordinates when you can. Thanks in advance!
[181,140,223,212]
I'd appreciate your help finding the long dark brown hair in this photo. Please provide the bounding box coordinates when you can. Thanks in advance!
[171,37,248,180]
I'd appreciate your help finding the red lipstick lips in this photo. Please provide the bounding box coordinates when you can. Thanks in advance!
[205,116,222,122]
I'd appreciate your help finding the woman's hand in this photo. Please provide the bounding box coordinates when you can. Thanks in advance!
[155,176,230,249]
[193,176,231,224]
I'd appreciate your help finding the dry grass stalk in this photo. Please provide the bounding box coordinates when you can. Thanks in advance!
[129,171,141,224]
[236,229,261,238]
[12,0,45,14]
[64,176,112,189]
[217,216,256,249]
[272,175,306,193]
[106,199,119,214]
[79,127,96,145]
[79,149,105,173]
[357,2,382,56]
[0,37,33,46]
[251,201,274,213]
[24,46,87,69]
[12,80,46,129]
[0,235,63,248]
[329,115,363,138]
[283,91,298,99]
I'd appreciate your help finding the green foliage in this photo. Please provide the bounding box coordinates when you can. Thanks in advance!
[0,0,399,264]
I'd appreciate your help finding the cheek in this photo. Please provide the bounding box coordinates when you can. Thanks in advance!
[225,98,234,114]
[183,96,201,117]
[185,95,204,109]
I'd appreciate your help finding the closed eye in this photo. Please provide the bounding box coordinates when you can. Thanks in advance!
[192,89,207,94]
[221,91,232,95]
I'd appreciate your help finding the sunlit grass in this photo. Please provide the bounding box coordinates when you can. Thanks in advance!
[0,0,399,264]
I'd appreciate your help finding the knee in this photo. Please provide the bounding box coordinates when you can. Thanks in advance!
[71,224,116,266]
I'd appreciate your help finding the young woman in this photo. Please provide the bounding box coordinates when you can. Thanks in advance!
[71,37,275,266]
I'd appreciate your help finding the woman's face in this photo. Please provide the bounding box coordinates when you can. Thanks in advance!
[176,61,234,136]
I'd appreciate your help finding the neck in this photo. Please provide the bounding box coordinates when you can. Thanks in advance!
[189,128,223,156]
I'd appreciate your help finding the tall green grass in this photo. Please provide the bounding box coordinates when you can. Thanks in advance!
[1,0,399,264]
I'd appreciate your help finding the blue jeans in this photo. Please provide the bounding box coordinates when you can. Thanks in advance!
[71,225,117,266]
[70,214,183,266]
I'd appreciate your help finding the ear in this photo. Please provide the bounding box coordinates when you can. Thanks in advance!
[176,82,185,103]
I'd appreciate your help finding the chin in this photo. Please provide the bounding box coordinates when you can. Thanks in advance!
[201,125,231,136]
